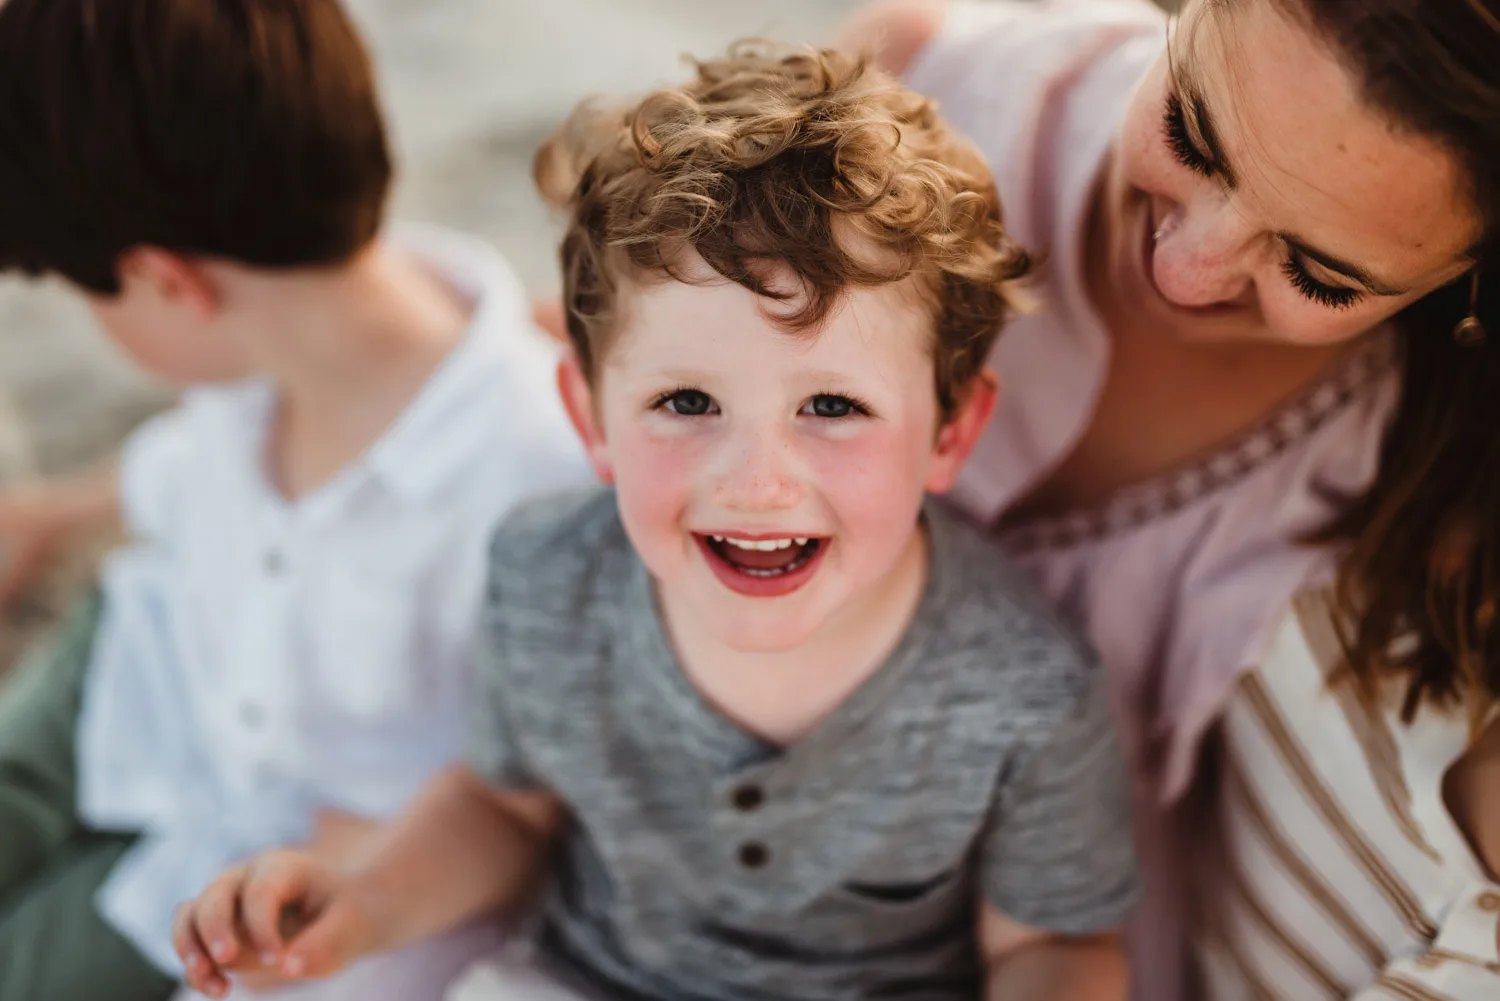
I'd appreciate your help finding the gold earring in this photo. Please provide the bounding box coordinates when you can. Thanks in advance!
[1454,270,1486,346]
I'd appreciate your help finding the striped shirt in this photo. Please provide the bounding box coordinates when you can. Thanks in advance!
[1192,587,1500,1001]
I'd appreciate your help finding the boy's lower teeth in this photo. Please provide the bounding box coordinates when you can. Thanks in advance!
[712,538,820,576]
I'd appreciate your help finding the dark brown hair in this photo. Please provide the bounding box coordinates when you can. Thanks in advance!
[534,42,1031,419]
[1279,0,1500,730]
[0,0,391,295]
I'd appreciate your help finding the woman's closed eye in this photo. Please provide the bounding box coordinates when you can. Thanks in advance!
[1162,92,1364,311]
[1163,92,1216,178]
[1280,253,1362,310]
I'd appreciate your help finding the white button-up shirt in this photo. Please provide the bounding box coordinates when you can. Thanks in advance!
[74,225,594,974]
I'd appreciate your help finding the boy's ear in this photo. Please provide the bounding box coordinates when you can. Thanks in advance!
[117,247,219,320]
[924,367,998,495]
[557,351,615,484]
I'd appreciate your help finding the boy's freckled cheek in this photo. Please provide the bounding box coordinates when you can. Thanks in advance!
[608,419,931,528]
[806,427,931,514]
[609,428,714,528]
[618,430,711,480]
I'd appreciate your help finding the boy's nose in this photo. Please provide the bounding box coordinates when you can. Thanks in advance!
[711,434,804,512]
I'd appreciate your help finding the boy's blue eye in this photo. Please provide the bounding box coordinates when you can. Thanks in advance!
[803,394,863,419]
[660,389,715,416]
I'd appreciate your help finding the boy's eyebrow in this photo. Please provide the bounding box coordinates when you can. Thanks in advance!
[795,368,875,386]
[646,368,712,385]
[643,367,874,385]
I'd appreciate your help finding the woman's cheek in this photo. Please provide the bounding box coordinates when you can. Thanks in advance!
[1256,285,1400,347]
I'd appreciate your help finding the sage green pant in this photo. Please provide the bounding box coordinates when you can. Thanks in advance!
[0,594,175,1001]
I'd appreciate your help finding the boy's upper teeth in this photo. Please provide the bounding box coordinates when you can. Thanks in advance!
[723,537,798,551]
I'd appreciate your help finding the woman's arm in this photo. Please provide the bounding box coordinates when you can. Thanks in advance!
[1443,715,1500,881]
[979,905,1129,1001]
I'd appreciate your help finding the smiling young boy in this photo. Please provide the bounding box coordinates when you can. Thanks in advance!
[174,44,1138,1001]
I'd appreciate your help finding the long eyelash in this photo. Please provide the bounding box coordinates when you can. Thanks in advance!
[1280,256,1362,310]
[822,393,875,418]
[1163,93,1215,177]
[648,385,704,410]
[840,393,876,417]
[1161,91,1362,312]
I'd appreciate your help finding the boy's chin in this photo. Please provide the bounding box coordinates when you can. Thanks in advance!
[698,601,829,655]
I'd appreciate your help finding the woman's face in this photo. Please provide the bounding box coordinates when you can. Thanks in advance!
[1097,0,1481,346]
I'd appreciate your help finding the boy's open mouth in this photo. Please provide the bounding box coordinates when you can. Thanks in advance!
[704,535,821,576]
[694,533,828,598]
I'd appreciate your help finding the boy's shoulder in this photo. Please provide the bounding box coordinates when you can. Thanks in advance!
[120,377,271,476]
[483,485,632,626]
[489,484,623,558]
[919,501,1099,721]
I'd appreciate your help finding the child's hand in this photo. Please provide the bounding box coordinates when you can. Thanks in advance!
[172,850,384,997]
[0,485,87,606]
[306,808,381,866]
[0,465,119,608]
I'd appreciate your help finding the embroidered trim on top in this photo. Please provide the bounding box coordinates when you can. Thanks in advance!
[999,332,1398,555]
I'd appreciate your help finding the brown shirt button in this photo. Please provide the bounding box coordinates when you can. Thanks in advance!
[731,785,764,811]
[1478,890,1500,913]
[738,842,769,869]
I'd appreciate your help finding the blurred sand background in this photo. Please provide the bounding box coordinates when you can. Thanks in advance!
[0,0,862,663]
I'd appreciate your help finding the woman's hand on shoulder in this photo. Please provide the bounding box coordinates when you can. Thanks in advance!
[835,0,947,78]
[1444,717,1500,879]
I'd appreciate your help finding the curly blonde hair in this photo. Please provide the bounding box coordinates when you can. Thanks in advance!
[534,42,1031,419]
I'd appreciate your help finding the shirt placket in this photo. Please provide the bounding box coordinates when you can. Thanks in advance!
[222,503,301,806]
[706,760,797,915]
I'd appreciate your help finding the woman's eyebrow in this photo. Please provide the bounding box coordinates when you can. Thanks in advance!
[1180,67,1407,297]
[1280,234,1408,296]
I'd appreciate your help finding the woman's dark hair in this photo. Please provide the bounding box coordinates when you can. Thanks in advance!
[1288,0,1500,731]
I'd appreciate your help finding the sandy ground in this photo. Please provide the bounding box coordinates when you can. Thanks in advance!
[0,0,861,664]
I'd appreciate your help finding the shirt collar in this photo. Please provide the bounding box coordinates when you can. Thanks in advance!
[360,223,551,507]
[211,224,556,517]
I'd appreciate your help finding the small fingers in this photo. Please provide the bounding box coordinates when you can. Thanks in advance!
[240,852,318,963]
[0,540,46,610]
[193,866,253,970]
[173,902,230,998]
[281,896,371,980]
